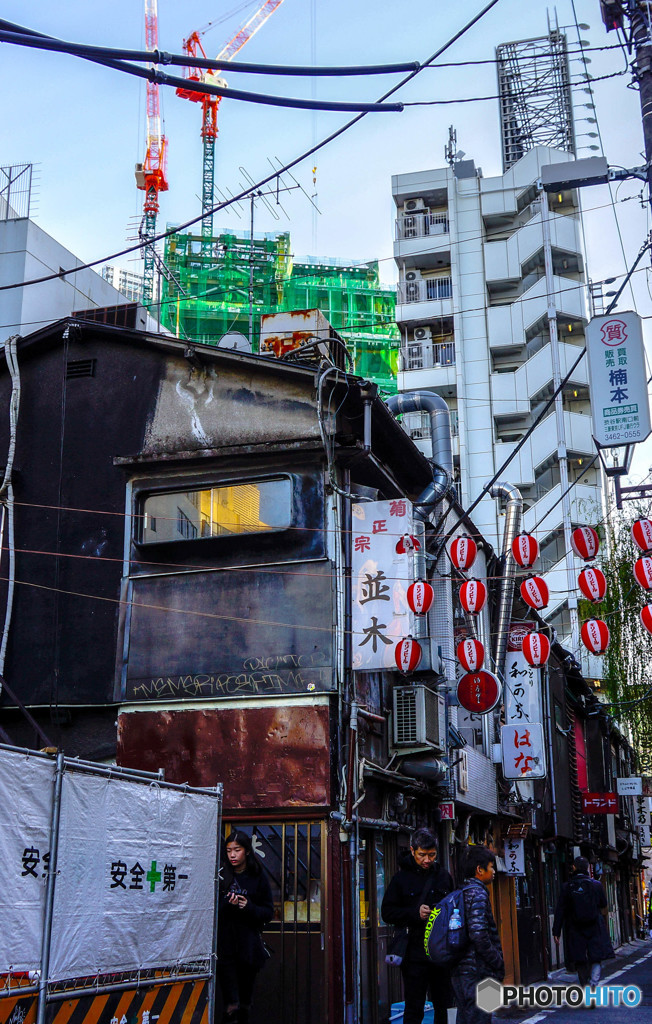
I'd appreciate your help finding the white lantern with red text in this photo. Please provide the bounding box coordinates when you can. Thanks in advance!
[396,534,420,554]
[520,576,550,611]
[640,605,652,636]
[456,637,485,673]
[571,526,600,561]
[511,533,539,570]
[578,566,607,604]
[632,518,652,554]
[521,632,551,667]
[449,535,477,572]
[634,556,652,591]
[395,636,422,674]
[407,579,434,616]
[459,578,487,615]
[581,618,610,655]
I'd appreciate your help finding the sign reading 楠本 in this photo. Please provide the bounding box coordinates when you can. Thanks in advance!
[586,311,651,447]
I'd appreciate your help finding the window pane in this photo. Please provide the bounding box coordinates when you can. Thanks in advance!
[140,478,292,543]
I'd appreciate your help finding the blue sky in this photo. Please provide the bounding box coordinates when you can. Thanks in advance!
[2,0,652,476]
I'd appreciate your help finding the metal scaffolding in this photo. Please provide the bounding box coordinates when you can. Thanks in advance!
[496,28,575,172]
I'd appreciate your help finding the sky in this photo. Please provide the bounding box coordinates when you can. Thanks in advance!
[2,0,652,477]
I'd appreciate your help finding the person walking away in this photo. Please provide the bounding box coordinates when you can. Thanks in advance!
[381,827,454,1024]
[450,846,504,1024]
[217,831,274,1024]
[552,856,614,989]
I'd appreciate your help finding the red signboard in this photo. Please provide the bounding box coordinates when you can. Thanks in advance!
[457,670,501,714]
[580,791,617,814]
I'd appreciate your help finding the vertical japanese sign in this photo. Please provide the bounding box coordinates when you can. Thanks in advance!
[635,794,651,847]
[503,838,525,876]
[504,651,542,725]
[586,311,652,447]
[0,748,56,972]
[501,724,546,779]
[351,499,416,670]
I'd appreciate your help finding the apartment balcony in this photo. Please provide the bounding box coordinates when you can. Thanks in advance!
[402,408,460,460]
[487,275,587,349]
[490,342,588,417]
[523,482,602,534]
[495,411,595,483]
[395,276,453,324]
[397,339,456,394]
[484,209,581,286]
[394,213,451,268]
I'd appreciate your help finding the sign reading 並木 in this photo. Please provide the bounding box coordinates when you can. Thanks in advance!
[586,311,652,447]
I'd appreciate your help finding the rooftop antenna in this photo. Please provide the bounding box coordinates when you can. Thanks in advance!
[445,126,457,168]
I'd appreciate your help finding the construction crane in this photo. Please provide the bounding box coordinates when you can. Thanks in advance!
[176,0,286,259]
[135,0,169,307]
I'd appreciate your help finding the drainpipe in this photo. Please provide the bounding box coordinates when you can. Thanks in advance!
[488,481,523,683]
[385,391,453,517]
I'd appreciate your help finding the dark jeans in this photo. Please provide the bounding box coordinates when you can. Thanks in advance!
[216,961,259,1012]
[451,973,492,1024]
[400,959,451,1024]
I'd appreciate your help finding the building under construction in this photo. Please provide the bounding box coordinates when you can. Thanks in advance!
[159,228,400,391]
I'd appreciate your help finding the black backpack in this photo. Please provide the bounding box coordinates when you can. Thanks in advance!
[424,888,469,965]
[568,878,598,925]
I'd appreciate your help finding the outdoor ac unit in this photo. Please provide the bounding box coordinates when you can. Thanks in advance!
[392,685,446,753]
[405,198,427,212]
[404,270,422,282]
[414,326,432,342]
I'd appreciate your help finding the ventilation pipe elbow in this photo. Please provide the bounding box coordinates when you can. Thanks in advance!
[487,481,523,682]
[385,391,453,517]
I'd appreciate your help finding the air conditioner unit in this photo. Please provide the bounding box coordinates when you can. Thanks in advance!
[405,198,427,212]
[414,326,432,342]
[404,270,422,282]
[392,685,446,753]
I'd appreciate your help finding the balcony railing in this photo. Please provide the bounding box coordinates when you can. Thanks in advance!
[402,409,460,441]
[398,277,452,304]
[399,340,456,372]
[396,212,449,240]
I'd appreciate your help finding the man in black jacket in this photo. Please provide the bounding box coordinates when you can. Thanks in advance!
[451,846,504,1024]
[553,856,614,987]
[381,827,454,1024]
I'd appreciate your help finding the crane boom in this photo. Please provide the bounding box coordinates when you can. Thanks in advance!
[216,0,286,62]
[137,0,168,308]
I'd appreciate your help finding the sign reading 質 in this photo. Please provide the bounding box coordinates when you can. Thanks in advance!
[580,792,617,814]
[586,311,651,447]
[503,838,525,876]
[501,724,546,779]
[351,499,419,671]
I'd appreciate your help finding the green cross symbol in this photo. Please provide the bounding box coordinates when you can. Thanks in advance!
[146,860,162,892]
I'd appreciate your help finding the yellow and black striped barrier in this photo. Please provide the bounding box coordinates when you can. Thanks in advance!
[0,979,208,1024]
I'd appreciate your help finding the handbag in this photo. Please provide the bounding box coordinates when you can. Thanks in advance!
[385,874,436,967]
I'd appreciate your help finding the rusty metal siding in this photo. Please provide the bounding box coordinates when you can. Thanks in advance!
[117,698,331,809]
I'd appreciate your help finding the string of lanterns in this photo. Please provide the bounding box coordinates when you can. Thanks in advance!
[633,518,652,639]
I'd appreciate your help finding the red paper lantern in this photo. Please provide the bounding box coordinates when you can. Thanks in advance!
[632,518,652,554]
[578,566,607,604]
[571,526,600,561]
[521,632,551,667]
[456,637,485,673]
[634,556,652,591]
[581,618,610,655]
[395,636,422,673]
[449,535,478,572]
[457,670,502,714]
[511,533,539,569]
[407,579,434,616]
[520,576,549,611]
[396,534,420,554]
[640,605,652,636]
[459,578,487,615]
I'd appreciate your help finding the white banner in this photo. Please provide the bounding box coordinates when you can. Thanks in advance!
[503,838,525,876]
[0,749,55,972]
[635,794,651,848]
[504,652,542,725]
[617,777,642,795]
[501,723,547,779]
[49,770,218,980]
[351,499,416,670]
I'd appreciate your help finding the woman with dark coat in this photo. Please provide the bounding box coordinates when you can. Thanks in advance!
[217,831,274,1024]
[552,856,614,987]
[381,827,455,1024]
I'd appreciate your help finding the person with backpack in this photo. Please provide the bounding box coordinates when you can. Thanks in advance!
[450,846,505,1024]
[381,827,454,1024]
[553,856,614,987]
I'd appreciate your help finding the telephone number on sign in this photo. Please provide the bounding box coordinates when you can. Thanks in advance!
[603,429,641,441]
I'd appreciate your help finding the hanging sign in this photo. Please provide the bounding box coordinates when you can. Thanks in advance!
[501,723,546,779]
[507,621,538,651]
[504,651,542,725]
[439,801,455,821]
[457,670,501,714]
[352,500,418,671]
[581,792,617,814]
[503,838,525,876]
[616,777,642,795]
[586,311,652,447]
[634,794,651,847]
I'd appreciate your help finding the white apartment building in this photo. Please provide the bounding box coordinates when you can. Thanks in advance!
[392,146,602,651]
